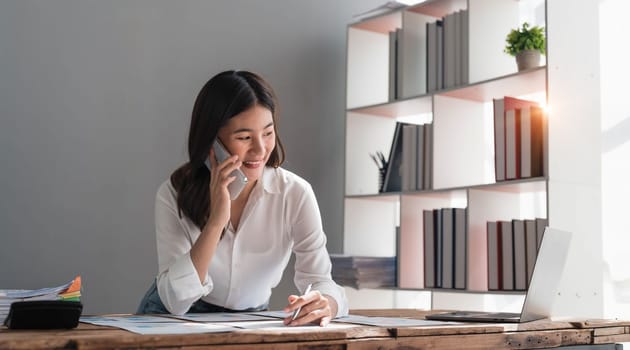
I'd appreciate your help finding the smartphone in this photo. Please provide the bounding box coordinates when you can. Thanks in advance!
[204,140,248,200]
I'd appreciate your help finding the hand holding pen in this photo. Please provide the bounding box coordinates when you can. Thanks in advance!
[291,284,312,321]
[283,283,336,327]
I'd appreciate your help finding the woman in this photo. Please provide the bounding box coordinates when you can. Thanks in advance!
[137,70,348,327]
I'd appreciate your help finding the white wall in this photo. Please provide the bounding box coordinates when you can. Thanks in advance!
[599,0,630,319]
[0,0,383,314]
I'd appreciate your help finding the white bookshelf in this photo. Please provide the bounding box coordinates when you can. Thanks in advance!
[342,0,549,311]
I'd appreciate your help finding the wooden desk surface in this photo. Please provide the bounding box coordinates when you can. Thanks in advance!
[1,309,629,350]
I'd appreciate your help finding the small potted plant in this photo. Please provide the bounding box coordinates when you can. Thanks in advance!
[504,22,546,71]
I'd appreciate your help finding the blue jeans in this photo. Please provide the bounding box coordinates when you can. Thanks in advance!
[136,280,268,314]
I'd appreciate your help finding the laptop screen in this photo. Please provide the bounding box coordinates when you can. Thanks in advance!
[425,227,572,323]
[519,228,572,321]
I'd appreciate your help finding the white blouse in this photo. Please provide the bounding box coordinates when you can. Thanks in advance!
[154,166,348,317]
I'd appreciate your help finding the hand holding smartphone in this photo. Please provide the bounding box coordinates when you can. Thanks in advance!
[205,140,248,200]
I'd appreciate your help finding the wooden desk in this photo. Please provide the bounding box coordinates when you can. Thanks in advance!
[1,309,629,350]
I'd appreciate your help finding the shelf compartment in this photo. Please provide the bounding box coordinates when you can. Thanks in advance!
[468,0,521,83]
[343,196,399,257]
[432,94,493,189]
[398,190,467,289]
[345,112,397,196]
[347,27,391,109]
[467,182,547,292]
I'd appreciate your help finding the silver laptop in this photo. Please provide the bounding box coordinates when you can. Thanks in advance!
[425,227,571,323]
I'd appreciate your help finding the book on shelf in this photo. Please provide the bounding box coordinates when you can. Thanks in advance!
[535,217,548,251]
[453,10,461,87]
[505,108,520,180]
[505,97,542,180]
[426,8,467,92]
[403,123,433,192]
[434,209,443,288]
[440,207,468,290]
[439,9,469,89]
[460,9,469,86]
[382,122,405,192]
[487,221,500,291]
[494,96,544,182]
[520,107,532,178]
[423,208,467,290]
[486,217,548,291]
[523,105,546,178]
[423,209,435,288]
[441,208,454,289]
[442,12,456,88]
[423,123,433,190]
[493,98,506,181]
[386,122,432,193]
[499,220,514,290]
[388,29,400,101]
[436,20,444,90]
[453,208,467,289]
[426,20,438,92]
[415,124,425,190]
[400,11,437,98]
[513,219,527,291]
[402,124,417,191]
[525,219,538,287]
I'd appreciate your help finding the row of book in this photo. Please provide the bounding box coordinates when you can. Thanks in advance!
[334,216,547,292]
[493,96,546,182]
[422,208,467,289]
[426,9,469,92]
[382,122,433,193]
[487,218,547,291]
[330,255,396,289]
[387,9,469,100]
[0,275,82,323]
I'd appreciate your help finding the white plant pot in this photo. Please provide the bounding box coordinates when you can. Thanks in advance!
[516,49,542,71]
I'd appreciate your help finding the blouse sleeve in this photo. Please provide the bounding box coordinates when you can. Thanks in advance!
[154,181,212,315]
[289,182,348,318]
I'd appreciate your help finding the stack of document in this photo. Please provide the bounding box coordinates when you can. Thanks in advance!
[0,275,82,323]
[330,255,396,289]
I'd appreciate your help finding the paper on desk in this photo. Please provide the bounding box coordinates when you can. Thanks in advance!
[81,315,178,323]
[169,312,275,323]
[230,320,357,330]
[0,279,74,299]
[80,315,235,335]
[334,314,457,327]
[104,322,235,335]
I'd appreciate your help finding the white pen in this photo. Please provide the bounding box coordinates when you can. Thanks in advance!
[291,283,312,321]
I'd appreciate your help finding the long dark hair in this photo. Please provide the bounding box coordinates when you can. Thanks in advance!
[170,70,285,229]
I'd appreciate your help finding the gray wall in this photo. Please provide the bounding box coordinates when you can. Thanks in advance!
[0,0,382,313]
